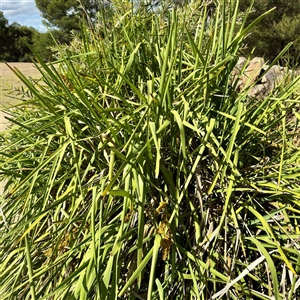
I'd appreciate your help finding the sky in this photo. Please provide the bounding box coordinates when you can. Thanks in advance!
[0,0,47,32]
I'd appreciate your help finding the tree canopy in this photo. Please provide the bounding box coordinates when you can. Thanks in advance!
[0,12,9,58]
[35,0,101,34]
[0,11,37,62]
[0,10,68,62]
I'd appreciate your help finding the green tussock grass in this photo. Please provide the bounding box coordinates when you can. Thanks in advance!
[0,0,300,299]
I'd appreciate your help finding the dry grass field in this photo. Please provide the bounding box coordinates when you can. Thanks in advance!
[0,63,41,129]
[0,62,40,106]
[0,63,40,194]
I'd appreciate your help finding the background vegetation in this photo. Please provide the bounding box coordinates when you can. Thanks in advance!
[35,0,101,36]
[0,12,67,62]
[1,0,300,64]
[239,0,300,66]
[0,12,37,62]
[1,0,300,299]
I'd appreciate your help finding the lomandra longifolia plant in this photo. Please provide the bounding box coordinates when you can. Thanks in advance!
[1,0,300,299]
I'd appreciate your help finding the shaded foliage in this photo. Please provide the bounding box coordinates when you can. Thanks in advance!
[239,0,300,66]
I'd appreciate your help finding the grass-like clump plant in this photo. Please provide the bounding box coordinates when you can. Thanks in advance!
[1,0,300,299]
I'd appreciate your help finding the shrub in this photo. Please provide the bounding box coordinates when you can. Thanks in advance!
[1,0,300,299]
